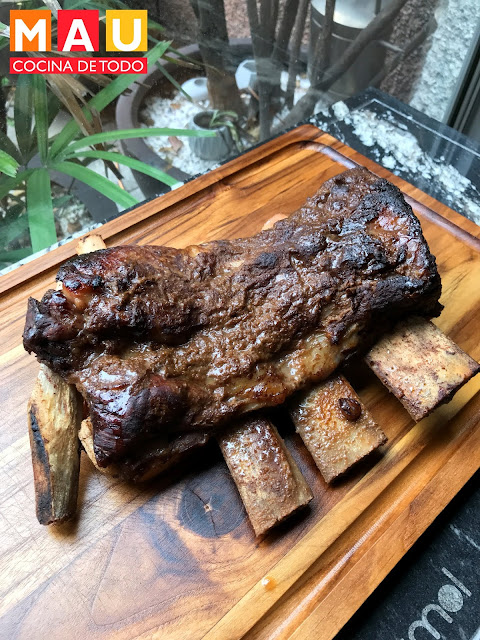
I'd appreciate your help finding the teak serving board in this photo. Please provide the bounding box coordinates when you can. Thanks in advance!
[1,125,480,640]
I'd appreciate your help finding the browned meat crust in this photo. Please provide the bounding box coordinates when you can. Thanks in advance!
[23,168,442,467]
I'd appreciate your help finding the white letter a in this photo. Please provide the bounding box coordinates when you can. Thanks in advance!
[62,19,94,52]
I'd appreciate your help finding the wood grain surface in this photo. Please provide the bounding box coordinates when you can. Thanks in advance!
[1,125,480,640]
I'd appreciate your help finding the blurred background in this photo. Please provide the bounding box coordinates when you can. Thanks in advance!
[1,0,479,270]
[135,0,480,139]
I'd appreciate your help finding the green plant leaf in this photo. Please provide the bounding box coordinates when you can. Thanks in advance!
[25,91,61,165]
[62,126,215,156]
[26,168,57,253]
[42,0,61,14]
[0,150,20,178]
[0,132,22,164]
[2,214,29,247]
[209,110,238,127]
[0,248,33,269]
[32,76,49,164]
[59,0,88,9]
[14,76,34,161]
[49,41,171,159]
[52,194,73,208]
[46,90,61,128]
[0,19,9,52]
[52,160,138,209]
[162,51,203,69]
[67,0,148,13]
[66,149,180,187]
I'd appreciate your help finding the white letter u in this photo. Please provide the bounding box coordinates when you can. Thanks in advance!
[112,18,142,51]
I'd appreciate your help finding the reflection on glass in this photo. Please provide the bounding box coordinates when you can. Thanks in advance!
[0,0,479,271]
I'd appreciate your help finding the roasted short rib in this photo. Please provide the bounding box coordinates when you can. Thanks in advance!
[23,168,441,468]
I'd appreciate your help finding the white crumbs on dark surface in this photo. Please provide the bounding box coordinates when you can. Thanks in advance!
[410,0,479,122]
[325,102,480,225]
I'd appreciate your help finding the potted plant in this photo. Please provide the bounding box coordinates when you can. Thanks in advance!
[189,109,243,162]
[115,40,253,197]
[0,35,213,270]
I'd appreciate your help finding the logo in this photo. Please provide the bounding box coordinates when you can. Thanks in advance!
[400,567,473,640]
[9,9,148,74]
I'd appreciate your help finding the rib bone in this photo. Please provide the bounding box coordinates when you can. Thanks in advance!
[218,416,312,536]
[27,234,110,525]
[366,317,480,421]
[290,375,387,483]
[28,365,80,524]
[263,212,479,420]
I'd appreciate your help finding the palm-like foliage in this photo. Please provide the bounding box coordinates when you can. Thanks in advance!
[0,41,213,268]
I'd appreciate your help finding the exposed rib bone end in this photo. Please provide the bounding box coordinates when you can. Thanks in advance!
[366,317,480,421]
[290,375,387,483]
[218,416,312,536]
[76,234,107,255]
[28,365,81,524]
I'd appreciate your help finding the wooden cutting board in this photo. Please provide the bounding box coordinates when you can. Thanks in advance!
[1,125,480,640]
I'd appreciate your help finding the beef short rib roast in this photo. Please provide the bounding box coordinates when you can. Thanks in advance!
[23,168,442,473]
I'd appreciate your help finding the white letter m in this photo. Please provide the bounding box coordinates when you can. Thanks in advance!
[14,18,47,51]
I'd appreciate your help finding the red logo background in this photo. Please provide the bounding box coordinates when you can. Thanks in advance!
[57,10,99,52]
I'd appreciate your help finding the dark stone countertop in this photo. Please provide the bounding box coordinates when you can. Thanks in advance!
[334,474,480,640]
[310,88,480,640]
